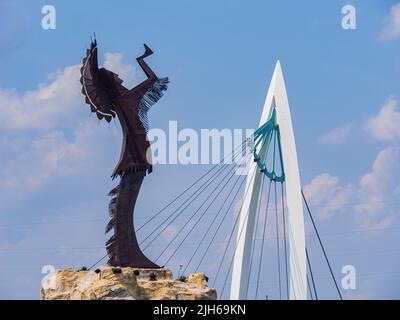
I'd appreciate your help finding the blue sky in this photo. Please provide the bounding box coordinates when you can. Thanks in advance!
[0,0,400,299]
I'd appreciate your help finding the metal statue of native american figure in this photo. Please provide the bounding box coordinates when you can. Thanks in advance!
[80,39,168,268]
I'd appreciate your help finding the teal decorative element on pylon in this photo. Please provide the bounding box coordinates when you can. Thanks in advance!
[253,108,285,182]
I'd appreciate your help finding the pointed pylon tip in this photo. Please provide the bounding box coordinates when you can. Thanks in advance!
[272,60,285,80]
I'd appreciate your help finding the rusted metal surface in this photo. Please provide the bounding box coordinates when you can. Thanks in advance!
[80,39,168,268]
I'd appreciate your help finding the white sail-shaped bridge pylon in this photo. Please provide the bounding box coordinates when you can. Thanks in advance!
[230,61,307,300]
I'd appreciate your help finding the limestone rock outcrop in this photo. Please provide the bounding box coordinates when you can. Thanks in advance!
[40,267,217,300]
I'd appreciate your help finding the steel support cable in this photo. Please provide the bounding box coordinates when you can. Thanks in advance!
[281,182,290,299]
[254,180,272,299]
[10,197,400,229]
[245,174,266,299]
[141,162,232,249]
[246,123,272,289]
[306,274,314,300]
[141,142,248,248]
[90,162,233,269]
[193,173,248,274]
[273,181,282,300]
[301,190,343,300]
[136,167,218,232]
[154,159,243,262]
[256,129,272,171]
[87,141,248,269]
[212,167,258,288]
[160,161,243,265]
[285,218,307,300]
[306,248,318,300]
[180,170,246,276]
[220,178,272,298]
[142,144,248,250]
[88,254,109,270]
[137,140,248,232]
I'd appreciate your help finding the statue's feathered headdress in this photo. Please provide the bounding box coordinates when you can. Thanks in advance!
[80,39,121,123]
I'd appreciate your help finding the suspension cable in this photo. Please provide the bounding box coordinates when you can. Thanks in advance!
[301,190,342,300]
[245,174,265,299]
[180,172,246,275]
[141,142,247,249]
[254,180,272,299]
[87,140,248,269]
[274,181,282,299]
[141,162,232,249]
[193,175,248,274]
[281,182,290,299]
[306,274,314,300]
[137,140,248,232]
[141,142,248,248]
[212,167,258,288]
[306,247,318,300]
[160,162,241,265]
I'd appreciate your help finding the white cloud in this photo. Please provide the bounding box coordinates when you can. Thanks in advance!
[0,53,142,299]
[354,147,400,228]
[303,173,354,219]
[366,98,400,141]
[0,52,136,196]
[379,3,400,42]
[0,52,136,131]
[318,123,352,145]
[304,147,400,229]
[305,95,400,231]
[0,120,120,195]
[0,65,81,131]
[104,52,138,88]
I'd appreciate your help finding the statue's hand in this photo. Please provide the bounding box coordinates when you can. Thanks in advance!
[140,44,153,59]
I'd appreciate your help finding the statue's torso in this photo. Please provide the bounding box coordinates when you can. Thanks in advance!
[111,88,153,178]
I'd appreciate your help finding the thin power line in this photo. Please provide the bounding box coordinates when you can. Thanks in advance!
[251,270,400,284]
[2,199,400,228]
[4,245,400,257]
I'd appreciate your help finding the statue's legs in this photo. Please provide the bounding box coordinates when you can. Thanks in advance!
[106,170,160,268]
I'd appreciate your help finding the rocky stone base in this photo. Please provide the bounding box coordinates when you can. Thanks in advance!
[40,267,217,300]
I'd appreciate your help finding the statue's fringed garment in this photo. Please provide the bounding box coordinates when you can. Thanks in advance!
[105,78,168,267]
